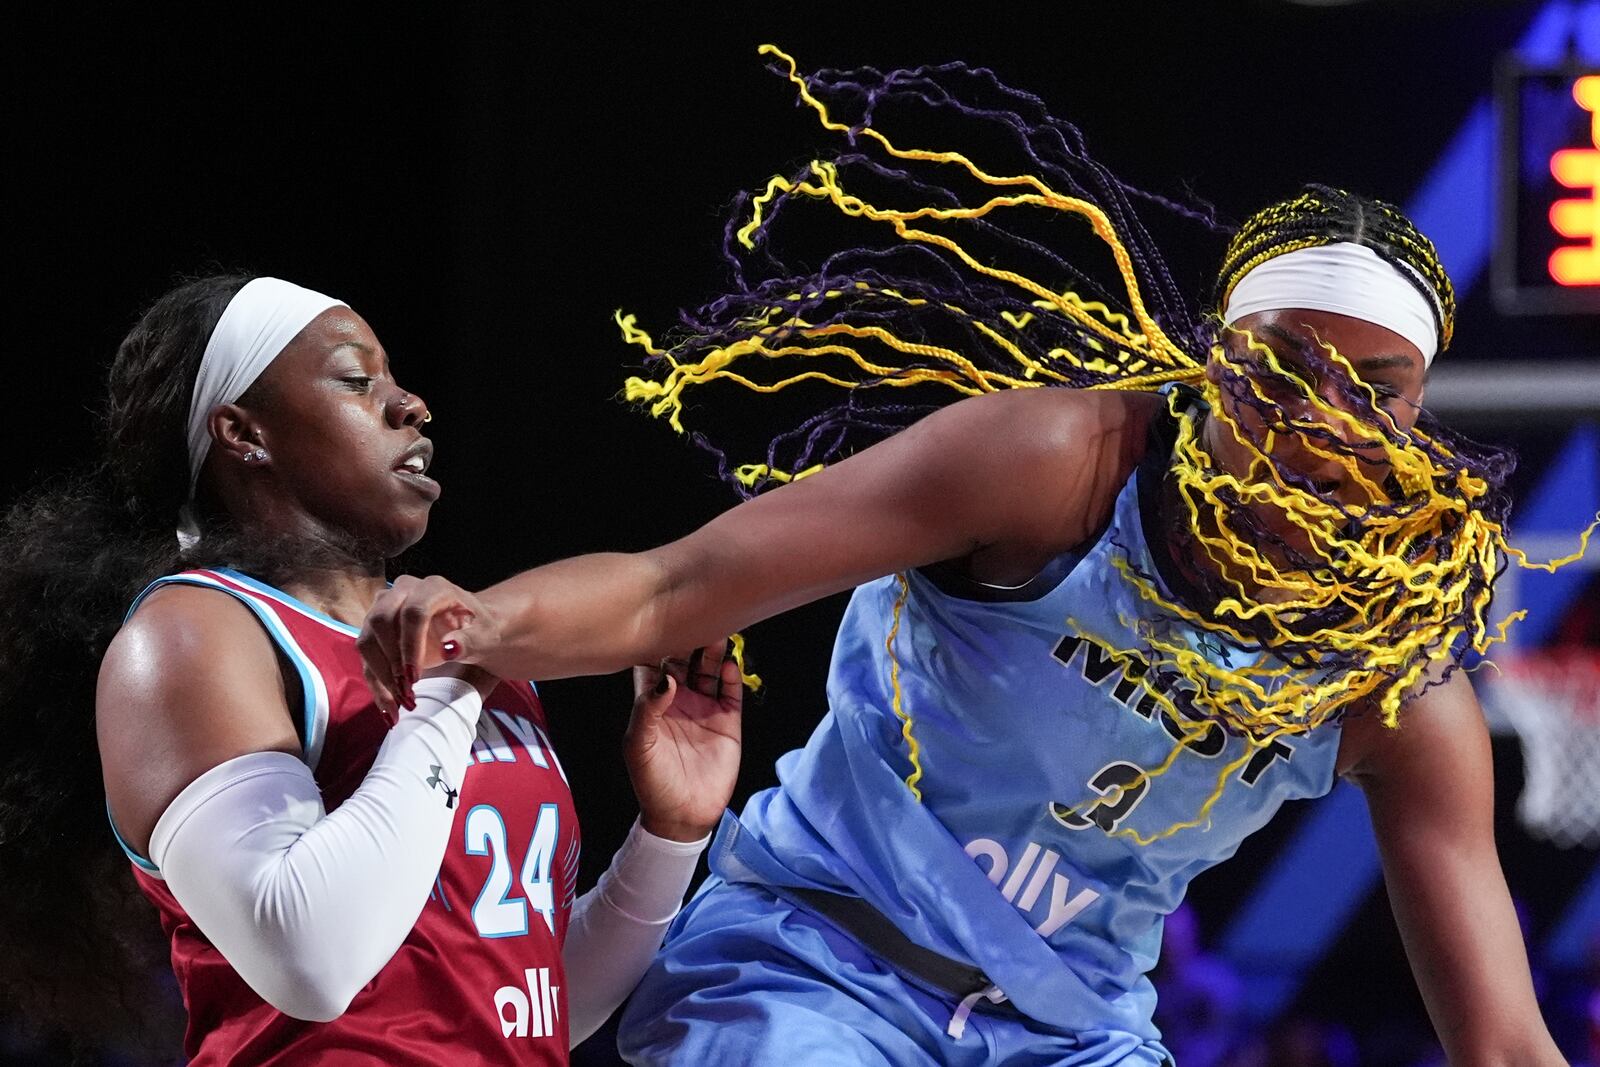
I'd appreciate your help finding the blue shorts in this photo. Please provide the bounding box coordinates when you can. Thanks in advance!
[618,878,1171,1066]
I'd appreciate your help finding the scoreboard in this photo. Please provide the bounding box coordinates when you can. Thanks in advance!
[1495,62,1600,315]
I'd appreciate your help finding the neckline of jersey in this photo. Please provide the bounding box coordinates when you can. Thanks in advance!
[211,568,365,639]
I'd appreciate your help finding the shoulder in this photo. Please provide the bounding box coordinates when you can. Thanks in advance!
[492,679,548,730]
[912,388,1163,575]
[100,582,283,702]
[1337,666,1488,785]
[98,580,303,854]
[932,388,1161,509]
[928,386,1161,451]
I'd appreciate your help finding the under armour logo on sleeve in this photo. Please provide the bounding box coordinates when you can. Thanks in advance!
[426,764,459,809]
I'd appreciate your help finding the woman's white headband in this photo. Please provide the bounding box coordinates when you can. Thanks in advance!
[184,277,346,496]
[1222,241,1442,367]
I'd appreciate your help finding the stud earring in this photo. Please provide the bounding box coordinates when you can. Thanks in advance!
[244,448,268,463]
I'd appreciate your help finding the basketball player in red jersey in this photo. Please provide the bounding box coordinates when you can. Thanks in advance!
[3,274,739,1064]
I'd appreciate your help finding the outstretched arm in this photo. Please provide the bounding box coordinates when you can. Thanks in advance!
[1344,670,1564,1066]
[359,388,1156,708]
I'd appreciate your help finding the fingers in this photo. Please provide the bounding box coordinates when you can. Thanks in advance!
[632,660,677,703]
[361,660,398,723]
[686,640,728,697]
[358,575,482,719]
[630,643,733,711]
[628,660,677,748]
[717,644,744,707]
[357,578,415,717]
[396,580,475,694]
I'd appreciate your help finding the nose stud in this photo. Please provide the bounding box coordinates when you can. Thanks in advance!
[398,393,432,423]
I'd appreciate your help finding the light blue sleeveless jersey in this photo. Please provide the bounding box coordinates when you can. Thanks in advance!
[707,400,1344,1041]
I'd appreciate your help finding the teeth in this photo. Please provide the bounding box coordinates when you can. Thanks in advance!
[402,456,426,473]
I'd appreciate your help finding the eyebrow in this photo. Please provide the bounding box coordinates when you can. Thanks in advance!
[330,340,374,357]
[1254,322,1415,374]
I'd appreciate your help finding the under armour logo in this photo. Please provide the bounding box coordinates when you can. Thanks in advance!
[1195,632,1228,660]
[426,764,458,809]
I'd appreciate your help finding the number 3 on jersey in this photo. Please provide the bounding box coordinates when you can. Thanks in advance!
[464,803,559,938]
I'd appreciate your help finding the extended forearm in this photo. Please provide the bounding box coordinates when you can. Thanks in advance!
[413,393,1120,685]
[473,550,693,680]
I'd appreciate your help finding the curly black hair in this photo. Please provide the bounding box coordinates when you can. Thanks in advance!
[0,274,376,1055]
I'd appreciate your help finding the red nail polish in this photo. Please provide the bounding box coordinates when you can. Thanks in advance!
[441,640,460,660]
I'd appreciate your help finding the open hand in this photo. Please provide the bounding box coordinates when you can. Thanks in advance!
[624,640,744,842]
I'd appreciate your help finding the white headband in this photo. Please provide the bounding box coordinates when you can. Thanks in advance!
[1222,241,1442,368]
[185,277,346,496]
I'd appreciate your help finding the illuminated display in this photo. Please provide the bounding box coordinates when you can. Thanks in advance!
[1548,75,1599,286]
[1494,63,1600,313]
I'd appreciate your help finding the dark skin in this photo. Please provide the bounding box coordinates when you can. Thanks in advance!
[99,308,741,869]
[360,309,1562,1064]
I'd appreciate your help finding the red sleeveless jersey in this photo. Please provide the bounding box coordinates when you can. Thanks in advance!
[116,569,581,1066]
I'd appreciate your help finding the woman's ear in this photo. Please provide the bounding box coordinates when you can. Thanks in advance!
[206,403,269,467]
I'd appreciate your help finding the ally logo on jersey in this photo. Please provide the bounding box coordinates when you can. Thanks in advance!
[496,966,560,1040]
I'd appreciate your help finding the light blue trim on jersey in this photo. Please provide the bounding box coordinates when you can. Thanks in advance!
[533,722,569,786]
[109,571,336,872]
[212,567,362,639]
[107,798,163,878]
[125,572,327,768]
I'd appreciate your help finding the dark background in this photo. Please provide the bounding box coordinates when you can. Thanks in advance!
[3,3,1597,1064]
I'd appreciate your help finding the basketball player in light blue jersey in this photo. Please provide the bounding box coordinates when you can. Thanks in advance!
[358,62,1572,1066]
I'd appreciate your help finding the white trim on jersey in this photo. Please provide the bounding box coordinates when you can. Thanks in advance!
[531,722,569,786]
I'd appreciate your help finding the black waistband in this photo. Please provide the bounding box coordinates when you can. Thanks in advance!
[785,886,1023,1018]
[786,886,1175,1063]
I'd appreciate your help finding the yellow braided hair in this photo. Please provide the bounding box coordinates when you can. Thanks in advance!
[618,46,1597,839]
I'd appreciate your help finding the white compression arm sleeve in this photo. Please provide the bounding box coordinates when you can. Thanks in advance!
[149,675,482,1022]
[563,820,709,1047]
